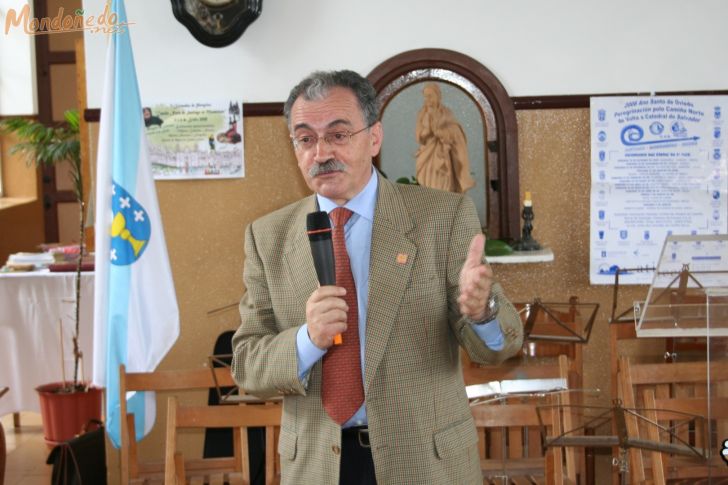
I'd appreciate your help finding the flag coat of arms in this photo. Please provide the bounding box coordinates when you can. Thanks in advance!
[92,0,179,447]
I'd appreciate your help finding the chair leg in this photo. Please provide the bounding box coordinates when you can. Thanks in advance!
[642,390,665,485]
[165,396,179,485]
[174,451,185,485]
[545,447,556,485]
[265,426,276,485]
[0,420,6,485]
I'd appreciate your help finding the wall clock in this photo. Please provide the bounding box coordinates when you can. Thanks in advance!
[170,0,263,48]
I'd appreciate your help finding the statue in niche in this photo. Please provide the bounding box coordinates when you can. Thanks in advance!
[414,83,475,193]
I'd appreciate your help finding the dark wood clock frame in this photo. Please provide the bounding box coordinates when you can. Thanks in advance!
[170,0,262,48]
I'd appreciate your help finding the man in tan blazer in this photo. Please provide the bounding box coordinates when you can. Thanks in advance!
[232,70,523,484]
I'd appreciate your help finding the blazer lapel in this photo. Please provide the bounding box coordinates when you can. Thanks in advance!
[364,177,416,393]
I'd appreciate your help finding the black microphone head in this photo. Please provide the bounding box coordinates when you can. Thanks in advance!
[306,211,332,242]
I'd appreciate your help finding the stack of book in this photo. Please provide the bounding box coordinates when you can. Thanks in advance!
[1,252,54,272]
[47,256,94,272]
[1,245,94,272]
[466,378,568,403]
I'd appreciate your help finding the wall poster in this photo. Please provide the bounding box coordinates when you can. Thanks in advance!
[143,100,244,180]
[590,95,728,285]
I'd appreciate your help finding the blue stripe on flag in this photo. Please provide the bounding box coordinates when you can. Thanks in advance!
[95,0,178,448]
[106,0,133,448]
[112,1,141,189]
[106,0,141,447]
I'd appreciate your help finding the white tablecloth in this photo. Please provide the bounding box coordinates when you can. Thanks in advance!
[0,271,94,417]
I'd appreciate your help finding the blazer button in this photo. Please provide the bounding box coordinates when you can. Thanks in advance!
[332,445,340,455]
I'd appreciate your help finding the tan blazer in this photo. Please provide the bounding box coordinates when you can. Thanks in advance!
[232,174,523,484]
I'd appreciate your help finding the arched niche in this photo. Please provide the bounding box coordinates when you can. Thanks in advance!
[367,48,520,241]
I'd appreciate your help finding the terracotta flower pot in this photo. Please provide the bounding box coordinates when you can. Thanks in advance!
[36,382,103,446]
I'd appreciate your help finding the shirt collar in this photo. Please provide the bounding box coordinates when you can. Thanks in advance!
[316,168,378,222]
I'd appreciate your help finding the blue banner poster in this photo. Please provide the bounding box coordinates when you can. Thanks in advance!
[590,96,728,285]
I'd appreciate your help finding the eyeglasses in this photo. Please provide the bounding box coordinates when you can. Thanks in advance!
[291,124,371,152]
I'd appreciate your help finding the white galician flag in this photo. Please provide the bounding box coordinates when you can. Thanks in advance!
[92,0,179,447]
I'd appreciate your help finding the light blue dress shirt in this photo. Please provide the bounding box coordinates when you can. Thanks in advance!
[295,170,504,428]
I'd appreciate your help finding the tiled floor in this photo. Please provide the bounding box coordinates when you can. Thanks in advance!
[2,412,53,485]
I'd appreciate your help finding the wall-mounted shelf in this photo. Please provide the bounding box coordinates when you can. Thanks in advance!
[488,247,554,264]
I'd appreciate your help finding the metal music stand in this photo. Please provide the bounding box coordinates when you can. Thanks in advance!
[536,400,709,485]
[609,267,656,324]
[207,353,241,405]
[467,374,601,484]
[207,354,282,405]
[518,298,599,344]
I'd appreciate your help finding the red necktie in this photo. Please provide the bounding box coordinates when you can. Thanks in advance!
[321,207,365,425]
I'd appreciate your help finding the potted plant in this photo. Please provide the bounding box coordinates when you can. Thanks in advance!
[0,110,102,444]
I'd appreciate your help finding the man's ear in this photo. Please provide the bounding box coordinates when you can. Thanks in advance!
[369,121,383,157]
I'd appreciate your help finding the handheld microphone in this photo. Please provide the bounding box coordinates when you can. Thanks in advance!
[306,211,342,345]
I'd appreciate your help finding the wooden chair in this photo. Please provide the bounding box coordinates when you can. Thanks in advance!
[164,396,281,485]
[468,354,579,484]
[463,297,591,482]
[119,364,258,484]
[514,296,595,394]
[617,356,728,484]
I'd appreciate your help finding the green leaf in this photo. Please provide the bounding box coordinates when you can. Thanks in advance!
[485,239,514,256]
[395,175,419,185]
[0,110,82,202]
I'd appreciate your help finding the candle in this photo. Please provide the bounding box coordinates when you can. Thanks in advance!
[524,191,532,207]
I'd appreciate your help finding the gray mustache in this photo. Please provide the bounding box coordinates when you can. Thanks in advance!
[309,159,347,178]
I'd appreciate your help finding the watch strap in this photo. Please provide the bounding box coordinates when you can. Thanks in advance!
[466,294,499,326]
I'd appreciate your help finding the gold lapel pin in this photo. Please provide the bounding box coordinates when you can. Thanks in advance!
[396,253,408,265]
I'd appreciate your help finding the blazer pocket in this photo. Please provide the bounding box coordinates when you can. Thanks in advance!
[403,274,441,303]
[433,416,478,460]
[278,428,297,461]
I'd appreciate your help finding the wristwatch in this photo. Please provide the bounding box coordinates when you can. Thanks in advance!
[468,294,499,325]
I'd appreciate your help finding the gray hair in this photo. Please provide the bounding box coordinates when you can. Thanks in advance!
[283,70,380,128]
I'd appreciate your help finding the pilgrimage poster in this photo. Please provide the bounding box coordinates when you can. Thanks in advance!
[143,100,244,180]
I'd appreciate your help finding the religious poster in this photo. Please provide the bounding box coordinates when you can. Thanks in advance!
[142,100,244,180]
[590,95,728,285]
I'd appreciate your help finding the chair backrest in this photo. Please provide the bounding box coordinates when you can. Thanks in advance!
[617,357,728,484]
[164,396,281,485]
[468,354,578,485]
[119,364,237,484]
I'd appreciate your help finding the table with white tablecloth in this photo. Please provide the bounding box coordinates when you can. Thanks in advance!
[0,271,94,418]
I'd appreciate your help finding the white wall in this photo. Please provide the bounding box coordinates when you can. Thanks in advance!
[0,0,37,115]
[81,0,728,108]
[3,0,727,113]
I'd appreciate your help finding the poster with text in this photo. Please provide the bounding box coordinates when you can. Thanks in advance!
[143,100,244,180]
[590,95,728,285]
